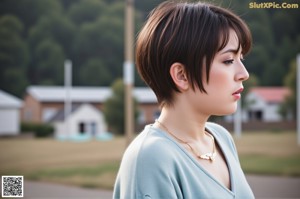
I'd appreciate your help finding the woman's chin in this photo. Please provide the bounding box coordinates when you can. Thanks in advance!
[214,106,237,116]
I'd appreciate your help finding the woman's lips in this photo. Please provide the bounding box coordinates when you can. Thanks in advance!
[232,88,244,100]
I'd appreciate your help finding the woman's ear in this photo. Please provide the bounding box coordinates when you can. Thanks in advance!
[169,63,189,91]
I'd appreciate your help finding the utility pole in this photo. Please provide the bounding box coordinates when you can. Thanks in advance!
[64,60,72,139]
[124,0,134,146]
[297,54,300,145]
[234,99,242,138]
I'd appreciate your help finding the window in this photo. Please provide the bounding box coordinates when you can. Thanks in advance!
[24,109,32,121]
[248,110,263,121]
[79,122,86,134]
[153,110,161,120]
[42,108,58,122]
[138,111,145,124]
[90,122,97,136]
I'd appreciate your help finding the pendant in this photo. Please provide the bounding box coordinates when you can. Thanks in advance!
[199,152,216,161]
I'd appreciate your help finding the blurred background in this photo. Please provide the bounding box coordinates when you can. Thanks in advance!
[0,0,299,197]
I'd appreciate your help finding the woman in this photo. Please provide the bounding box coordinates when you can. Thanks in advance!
[113,1,254,198]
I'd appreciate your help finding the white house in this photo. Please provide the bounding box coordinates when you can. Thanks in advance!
[244,87,291,122]
[0,90,23,136]
[49,103,107,140]
[22,86,159,125]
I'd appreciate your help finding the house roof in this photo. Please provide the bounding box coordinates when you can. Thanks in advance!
[133,87,157,103]
[28,86,111,103]
[0,90,23,108]
[249,87,291,103]
[27,86,157,103]
[48,104,81,122]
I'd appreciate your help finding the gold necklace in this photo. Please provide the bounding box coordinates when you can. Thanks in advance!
[155,120,217,162]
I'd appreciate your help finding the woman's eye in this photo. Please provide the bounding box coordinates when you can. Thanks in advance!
[223,59,234,65]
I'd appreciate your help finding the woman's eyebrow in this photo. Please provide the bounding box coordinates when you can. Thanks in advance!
[220,48,240,55]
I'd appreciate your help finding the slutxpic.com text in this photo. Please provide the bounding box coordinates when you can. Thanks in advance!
[249,2,299,9]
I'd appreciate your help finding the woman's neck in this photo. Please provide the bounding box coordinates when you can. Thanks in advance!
[157,104,210,143]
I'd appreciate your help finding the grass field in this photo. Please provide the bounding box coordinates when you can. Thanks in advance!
[0,137,125,189]
[234,131,300,176]
[0,131,299,190]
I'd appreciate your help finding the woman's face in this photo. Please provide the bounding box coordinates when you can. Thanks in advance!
[187,29,249,116]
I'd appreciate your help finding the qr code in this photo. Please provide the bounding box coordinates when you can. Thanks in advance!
[1,176,23,197]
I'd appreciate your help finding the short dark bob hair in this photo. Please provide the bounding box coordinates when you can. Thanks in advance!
[136,1,252,107]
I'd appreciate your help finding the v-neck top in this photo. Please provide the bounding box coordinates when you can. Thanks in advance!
[113,122,254,199]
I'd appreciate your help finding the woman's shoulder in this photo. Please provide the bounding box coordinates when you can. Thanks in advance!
[206,122,239,161]
[115,126,184,198]
[205,122,235,148]
[124,125,178,165]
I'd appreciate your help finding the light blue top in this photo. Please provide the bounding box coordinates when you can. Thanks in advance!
[113,122,254,199]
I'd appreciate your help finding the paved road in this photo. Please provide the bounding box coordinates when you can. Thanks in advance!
[2,175,300,198]
[246,175,300,198]
[22,181,112,199]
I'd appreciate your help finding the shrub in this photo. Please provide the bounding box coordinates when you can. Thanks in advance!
[21,122,54,138]
[103,79,139,135]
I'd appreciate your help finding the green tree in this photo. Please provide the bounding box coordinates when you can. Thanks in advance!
[103,79,139,135]
[1,0,300,96]
[28,14,75,58]
[135,0,163,19]
[33,39,65,85]
[244,45,269,80]
[73,14,124,84]
[67,0,106,26]
[242,73,260,108]
[243,9,277,86]
[280,61,296,119]
[0,0,62,35]
[79,58,112,86]
[2,68,29,97]
[0,15,29,96]
[28,14,75,84]
[270,36,300,86]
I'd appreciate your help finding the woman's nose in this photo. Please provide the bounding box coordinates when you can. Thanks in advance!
[235,63,249,82]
